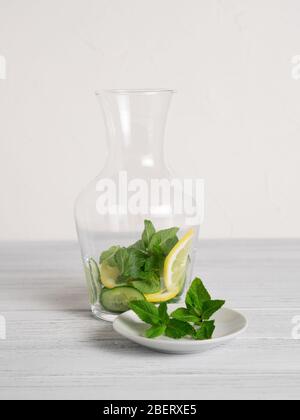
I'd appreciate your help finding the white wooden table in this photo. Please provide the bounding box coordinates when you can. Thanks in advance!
[0,240,299,400]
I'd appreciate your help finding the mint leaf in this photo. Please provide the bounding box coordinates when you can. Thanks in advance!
[142,220,156,248]
[114,274,128,285]
[144,255,164,274]
[149,227,179,256]
[145,324,166,339]
[129,300,161,325]
[114,248,129,273]
[202,300,225,320]
[130,272,160,294]
[185,278,211,314]
[114,248,145,279]
[99,246,120,266]
[129,240,147,253]
[194,321,215,340]
[165,319,195,339]
[171,307,200,323]
[158,302,169,325]
[125,248,145,278]
[161,236,179,255]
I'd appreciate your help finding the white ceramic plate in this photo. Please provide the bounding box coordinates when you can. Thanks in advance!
[113,304,247,354]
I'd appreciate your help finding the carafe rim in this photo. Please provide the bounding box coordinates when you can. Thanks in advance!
[95,89,176,96]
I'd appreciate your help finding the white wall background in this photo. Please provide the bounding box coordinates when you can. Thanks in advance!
[0,0,300,241]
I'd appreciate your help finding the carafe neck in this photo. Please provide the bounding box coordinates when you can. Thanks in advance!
[98,90,174,173]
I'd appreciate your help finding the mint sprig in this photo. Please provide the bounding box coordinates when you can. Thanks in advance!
[129,277,225,341]
[202,300,226,321]
[99,220,179,291]
[170,307,199,323]
[129,300,194,340]
[173,278,225,338]
[145,325,166,339]
[129,300,161,325]
[193,321,216,340]
[165,319,195,339]
[142,220,156,248]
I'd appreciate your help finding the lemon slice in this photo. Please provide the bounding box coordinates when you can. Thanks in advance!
[145,289,179,303]
[164,228,195,293]
[100,263,120,289]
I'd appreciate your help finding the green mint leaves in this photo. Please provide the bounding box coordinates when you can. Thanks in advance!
[99,221,226,341]
[129,300,194,340]
[202,300,226,320]
[130,272,161,294]
[165,319,195,339]
[148,227,180,256]
[175,278,225,336]
[185,277,211,314]
[145,324,166,339]
[129,301,169,339]
[115,247,145,278]
[170,307,200,323]
[193,321,216,340]
[129,300,161,325]
[142,220,156,248]
[99,220,179,292]
[129,277,225,341]
[99,245,120,266]
[183,278,225,325]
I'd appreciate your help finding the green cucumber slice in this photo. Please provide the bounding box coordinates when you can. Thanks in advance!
[100,286,145,313]
[84,264,97,305]
[84,258,101,305]
[89,258,100,283]
[89,258,101,303]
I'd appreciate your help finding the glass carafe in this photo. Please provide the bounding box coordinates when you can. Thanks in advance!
[75,89,201,321]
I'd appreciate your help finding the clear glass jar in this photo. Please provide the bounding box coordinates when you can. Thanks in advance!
[75,89,201,321]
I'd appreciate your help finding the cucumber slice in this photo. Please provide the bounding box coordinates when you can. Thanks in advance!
[89,258,100,282]
[100,286,145,313]
[84,264,97,305]
[88,258,101,304]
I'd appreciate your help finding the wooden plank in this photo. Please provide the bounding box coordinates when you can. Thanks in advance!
[0,308,299,345]
[0,240,300,310]
[0,311,299,378]
[0,241,300,400]
[1,375,300,400]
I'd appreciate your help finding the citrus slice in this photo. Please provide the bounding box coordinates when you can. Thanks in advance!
[163,228,195,293]
[100,263,120,289]
[145,289,179,303]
